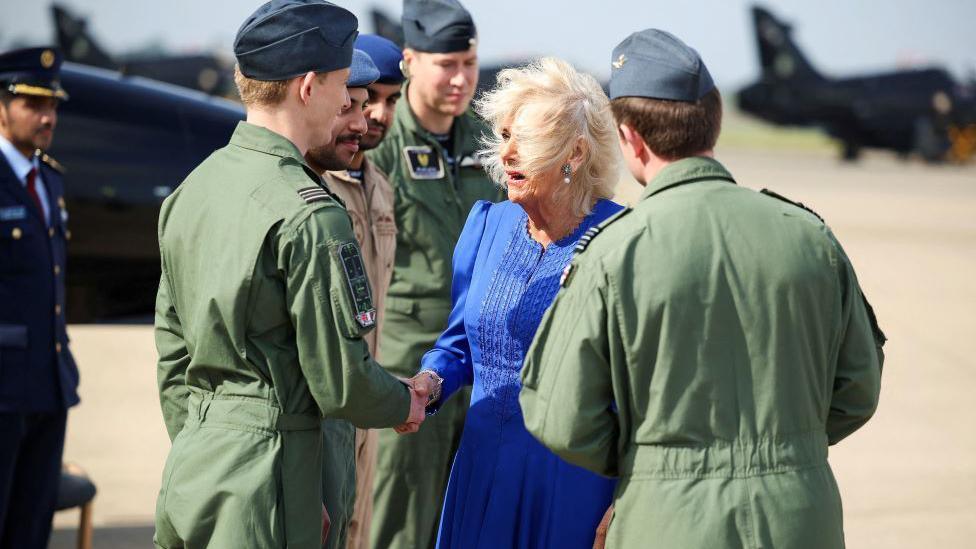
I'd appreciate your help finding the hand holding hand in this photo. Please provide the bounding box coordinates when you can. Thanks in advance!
[394,380,429,434]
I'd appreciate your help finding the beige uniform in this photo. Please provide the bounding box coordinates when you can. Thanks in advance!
[322,159,397,549]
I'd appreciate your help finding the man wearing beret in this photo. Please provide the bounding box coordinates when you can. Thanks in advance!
[365,1,503,548]
[153,2,428,547]
[0,46,76,549]
[520,29,886,548]
[305,43,403,549]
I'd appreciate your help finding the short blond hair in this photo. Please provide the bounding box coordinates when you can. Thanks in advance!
[475,57,618,216]
[234,64,290,107]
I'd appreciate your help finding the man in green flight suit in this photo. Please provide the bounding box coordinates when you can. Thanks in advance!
[153,2,427,548]
[520,29,886,549]
[365,1,503,547]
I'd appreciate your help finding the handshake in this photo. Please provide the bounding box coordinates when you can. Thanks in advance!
[394,370,443,434]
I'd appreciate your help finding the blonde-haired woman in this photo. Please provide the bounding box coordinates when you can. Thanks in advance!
[417,57,621,548]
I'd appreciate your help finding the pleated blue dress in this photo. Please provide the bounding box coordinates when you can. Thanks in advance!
[422,198,621,549]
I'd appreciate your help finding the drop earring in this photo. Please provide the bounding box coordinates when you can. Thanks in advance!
[561,163,572,184]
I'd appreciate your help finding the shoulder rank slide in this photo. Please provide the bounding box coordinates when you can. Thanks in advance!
[402,146,445,180]
[297,186,332,205]
[760,188,824,222]
[339,242,376,328]
[574,225,602,255]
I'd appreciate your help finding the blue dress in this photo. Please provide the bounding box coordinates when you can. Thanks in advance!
[422,198,622,549]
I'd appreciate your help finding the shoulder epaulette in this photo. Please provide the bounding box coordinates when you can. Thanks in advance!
[37,151,65,173]
[572,207,634,256]
[574,225,602,255]
[297,186,336,206]
[760,188,823,222]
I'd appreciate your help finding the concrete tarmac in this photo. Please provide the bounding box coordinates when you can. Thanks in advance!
[50,147,976,547]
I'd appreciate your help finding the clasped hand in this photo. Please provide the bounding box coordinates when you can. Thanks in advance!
[393,372,439,434]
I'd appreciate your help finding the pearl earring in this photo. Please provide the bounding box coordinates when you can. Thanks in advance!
[561,163,572,184]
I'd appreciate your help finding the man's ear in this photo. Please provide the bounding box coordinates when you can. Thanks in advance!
[618,122,647,162]
[297,71,317,105]
[401,48,416,78]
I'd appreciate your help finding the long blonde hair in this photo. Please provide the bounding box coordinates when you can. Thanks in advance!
[475,57,619,216]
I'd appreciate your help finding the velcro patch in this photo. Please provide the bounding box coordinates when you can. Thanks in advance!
[339,242,376,328]
[298,186,332,204]
[402,146,444,180]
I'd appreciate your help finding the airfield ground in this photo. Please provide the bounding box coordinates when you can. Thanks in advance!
[50,140,975,547]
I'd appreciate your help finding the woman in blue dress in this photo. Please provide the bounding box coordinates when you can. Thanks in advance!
[410,58,623,549]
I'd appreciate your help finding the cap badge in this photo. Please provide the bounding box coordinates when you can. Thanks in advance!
[468,37,477,47]
[612,54,627,69]
[40,50,55,69]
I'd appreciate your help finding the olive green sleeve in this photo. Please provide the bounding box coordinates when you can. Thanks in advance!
[154,267,191,442]
[283,207,411,428]
[520,262,621,477]
[826,233,885,445]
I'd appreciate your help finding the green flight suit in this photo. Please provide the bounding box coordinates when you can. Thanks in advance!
[366,90,504,549]
[154,122,411,549]
[321,418,356,549]
[521,157,885,549]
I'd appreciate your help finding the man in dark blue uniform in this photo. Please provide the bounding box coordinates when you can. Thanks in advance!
[0,46,78,548]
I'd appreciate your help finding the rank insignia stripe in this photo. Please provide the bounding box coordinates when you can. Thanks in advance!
[338,242,376,328]
[297,186,333,204]
[402,146,445,180]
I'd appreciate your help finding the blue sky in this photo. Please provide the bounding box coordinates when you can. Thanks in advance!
[3,0,975,89]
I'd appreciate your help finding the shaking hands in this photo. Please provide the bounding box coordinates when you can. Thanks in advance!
[393,370,443,434]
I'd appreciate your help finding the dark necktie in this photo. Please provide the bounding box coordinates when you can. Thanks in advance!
[25,167,46,223]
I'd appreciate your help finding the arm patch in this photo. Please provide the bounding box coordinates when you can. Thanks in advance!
[339,242,376,328]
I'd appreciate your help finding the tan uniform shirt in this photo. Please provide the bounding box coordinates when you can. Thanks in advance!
[323,159,397,358]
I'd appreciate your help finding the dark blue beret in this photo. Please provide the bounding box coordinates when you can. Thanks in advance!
[402,0,477,54]
[0,47,68,100]
[609,29,714,102]
[234,0,359,81]
[355,34,405,84]
[348,50,380,88]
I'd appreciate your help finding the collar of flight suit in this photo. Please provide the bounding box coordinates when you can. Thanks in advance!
[327,156,380,185]
[639,155,736,202]
[229,121,307,164]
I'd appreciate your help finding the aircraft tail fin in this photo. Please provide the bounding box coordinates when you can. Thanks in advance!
[51,4,117,70]
[752,5,824,83]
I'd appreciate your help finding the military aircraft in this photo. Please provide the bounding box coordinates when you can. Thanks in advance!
[52,4,236,97]
[50,62,243,321]
[737,5,976,162]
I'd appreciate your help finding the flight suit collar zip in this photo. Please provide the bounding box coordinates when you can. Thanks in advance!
[229,121,305,163]
[640,156,736,201]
